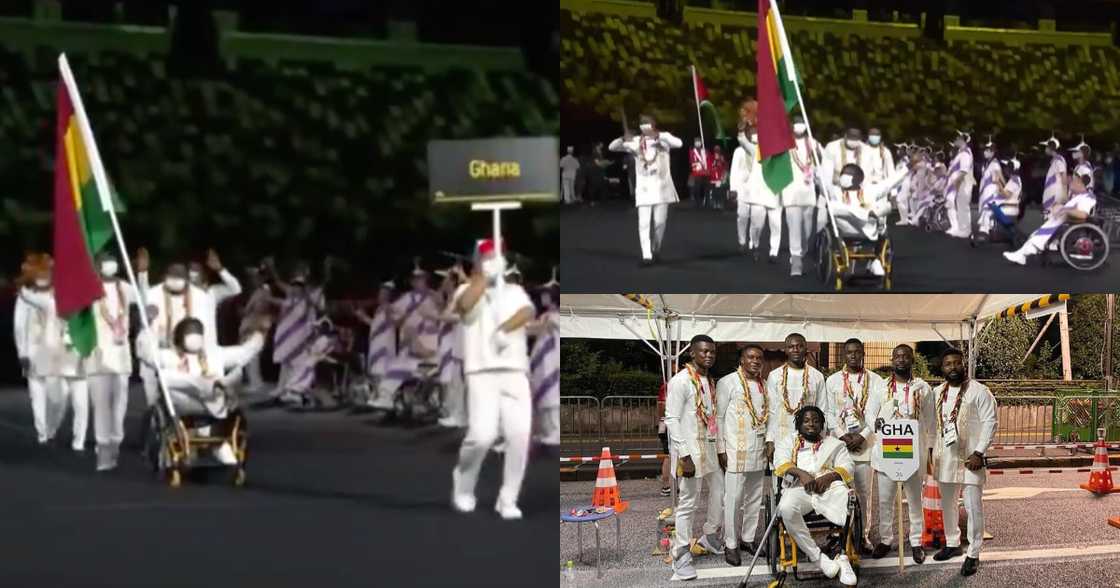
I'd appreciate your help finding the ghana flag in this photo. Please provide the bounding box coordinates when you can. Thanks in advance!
[53,54,122,357]
[882,438,914,459]
[755,0,804,194]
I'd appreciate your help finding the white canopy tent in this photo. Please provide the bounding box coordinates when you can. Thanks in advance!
[559,294,1063,381]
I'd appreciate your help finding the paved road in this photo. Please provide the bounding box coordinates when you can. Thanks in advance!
[561,203,1117,293]
[560,473,1120,587]
[0,385,558,587]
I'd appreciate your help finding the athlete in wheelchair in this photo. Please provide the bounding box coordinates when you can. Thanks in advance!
[1003,172,1108,270]
[137,314,271,487]
[769,406,860,587]
[972,157,1023,249]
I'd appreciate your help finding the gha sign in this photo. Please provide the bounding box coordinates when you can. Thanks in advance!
[428,137,559,204]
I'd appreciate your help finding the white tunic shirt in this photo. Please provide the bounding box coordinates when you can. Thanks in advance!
[665,365,723,478]
[934,380,997,485]
[716,369,769,473]
[16,288,83,378]
[453,282,534,374]
[822,368,885,462]
[865,375,935,475]
[765,363,826,446]
[85,279,139,375]
[608,132,682,207]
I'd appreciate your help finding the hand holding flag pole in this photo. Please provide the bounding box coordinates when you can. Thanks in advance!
[690,65,707,169]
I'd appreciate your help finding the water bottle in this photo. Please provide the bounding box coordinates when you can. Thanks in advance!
[564,560,575,583]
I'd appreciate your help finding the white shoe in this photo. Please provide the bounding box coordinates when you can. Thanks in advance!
[72,441,84,452]
[492,441,506,454]
[1002,250,1028,266]
[838,554,858,586]
[869,259,886,276]
[495,499,523,520]
[451,468,476,513]
[895,220,910,226]
[214,442,238,465]
[37,435,49,445]
[818,552,840,579]
[697,533,724,555]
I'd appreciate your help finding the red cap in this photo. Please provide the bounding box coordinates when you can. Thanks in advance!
[476,238,507,256]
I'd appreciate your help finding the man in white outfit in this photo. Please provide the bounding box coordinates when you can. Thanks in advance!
[784,116,825,276]
[1039,135,1067,217]
[12,253,61,444]
[825,128,874,200]
[1003,172,1096,265]
[773,406,858,586]
[764,333,826,466]
[450,238,535,520]
[830,163,909,276]
[665,334,724,581]
[560,145,580,204]
[866,344,934,563]
[731,129,781,262]
[608,114,682,266]
[945,131,976,239]
[931,348,997,577]
[864,128,894,186]
[717,344,769,566]
[821,338,884,554]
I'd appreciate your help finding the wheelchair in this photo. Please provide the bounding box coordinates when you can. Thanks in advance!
[1040,216,1110,271]
[392,361,444,425]
[765,476,863,588]
[970,200,1022,249]
[143,395,248,488]
[815,226,893,291]
[916,193,951,234]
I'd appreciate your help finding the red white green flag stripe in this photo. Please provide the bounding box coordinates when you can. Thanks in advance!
[756,0,804,194]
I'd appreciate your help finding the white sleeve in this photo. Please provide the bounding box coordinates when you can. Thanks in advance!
[821,379,841,437]
[659,132,683,149]
[664,376,699,462]
[13,298,28,358]
[765,375,779,444]
[502,286,535,323]
[218,333,265,372]
[974,386,998,454]
[210,269,243,304]
[608,137,631,153]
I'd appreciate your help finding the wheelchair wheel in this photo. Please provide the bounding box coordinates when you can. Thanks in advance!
[766,501,782,579]
[815,231,833,285]
[1060,223,1109,271]
[879,238,894,291]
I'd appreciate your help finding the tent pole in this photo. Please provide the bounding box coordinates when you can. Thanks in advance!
[1105,294,1115,391]
[1059,307,1072,381]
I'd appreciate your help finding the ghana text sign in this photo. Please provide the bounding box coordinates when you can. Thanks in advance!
[872,419,919,481]
[428,137,559,203]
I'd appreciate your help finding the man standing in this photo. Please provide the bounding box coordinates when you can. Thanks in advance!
[450,238,535,520]
[560,146,580,204]
[688,137,709,207]
[354,280,397,396]
[866,344,934,563]
[765,333,826,466]
[732,128,781,261]
[707,144,728,210]
[945,131,975,239]
[784,116,825,276]
[976,139,1004,239]
[716,344,769,566]
[528,286,559,450]
[137,251,211,407]
[12,253,62,444]
[825,128,872,199]
[665,334,725,580]
[1040,135,1067,217]
[932,348,997,576]
[238,266,275,393]
[821,338,883,554]
[864,128,894,187]
[608,114,683,266]
[1069,140,1094,194]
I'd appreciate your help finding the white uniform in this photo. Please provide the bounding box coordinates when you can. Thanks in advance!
[865,144,895,187]
[830,167,909,241]
[1016,190,1097,256]
[137,331,264,419]
[560,153,580,204]
[732,139,782,257]
[18,288,88,451]
[665,365,724,555]
[529,308,559,445]
[139,276,211,406]
[716,369,768,550]
[825,139,874,198]
[85,279,140,458]
[785,136,824,261]
[822,367,884,545]
[13,295,52,443]
[609,132,683,261]
[239,284,273,392]
[894,158,914,225]
[976,159,1002,234]
[865,374,935,547]
[933,380,997,559]
[945,147,975,238]
[765,363,826,453]
[451,281,535,509]
[1042,154,1068,214]
[774,435,855,562]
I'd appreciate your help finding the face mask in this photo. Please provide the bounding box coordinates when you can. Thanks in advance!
[793,123,806,135]
[481,257,503,279]
[166,278,186,292]
[541,293,553,308]
[183,333,204,353]
[694,141,702,148]
[984,149,994,159]
[34,278,50,288]
[868,134,881,146]
[1073,152,1083,161]
[1045,148,1054,156]
[101,261,118,277]
[750,134,758,144]
[639,123,652,133]
[566,148,573,155]
[839,174,854,189]
[846,139,859,149]
[188,270,201,283]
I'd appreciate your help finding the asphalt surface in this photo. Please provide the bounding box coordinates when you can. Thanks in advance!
[560,203,1117,293]
[560,474,1120,587]
[0,384,559,587]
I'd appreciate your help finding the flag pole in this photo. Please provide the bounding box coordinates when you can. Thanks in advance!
[691,65,707,169]
[767,0,842,242]
[58,53,179,421]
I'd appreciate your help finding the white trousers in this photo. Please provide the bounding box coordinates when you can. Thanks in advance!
[851,462,873,543]
[896,188,912,224]
[637,204,669,261]
[89,374,129,448]
[441,377,468,427]
[785,206,815,259]
[946,188,972,237]
[49,376,89,450]
[723,470,764,549]
[674,468,724,553]
[27,376,51,442]
[738,205,782,256]
[533,405,560,446]
[562,176,577,204]
[940,482,984,558]
[877,471,924,547]
[141,365,160,407]
[778,483,849,561]
[245,355,264,391]
[454,370,532,505]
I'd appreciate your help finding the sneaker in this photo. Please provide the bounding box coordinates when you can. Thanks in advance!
[214,442,238,465]
[671,549,698,581]
[869,258,886,276]
[837,554,857,586]
[912,545,925,564]
[724,546,741,566]
[1002,250,1028,265]
[451,468,475,513]
[790,255,803,277]
[817,552,840,579]
[495,498,522,520]
[96,445,113,472]
[697,533,724,555]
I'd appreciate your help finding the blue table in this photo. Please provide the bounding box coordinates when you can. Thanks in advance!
[560,506,621,578]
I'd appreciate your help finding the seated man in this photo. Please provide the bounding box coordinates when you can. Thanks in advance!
[773,406,858,586]
[826,163,909,276]
[977,158,1022,238]
[137,315,270,464]
[1003,172,1096,266]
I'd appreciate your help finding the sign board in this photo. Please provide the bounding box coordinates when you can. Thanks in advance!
[428,137,559,204]
[872,419,919,481]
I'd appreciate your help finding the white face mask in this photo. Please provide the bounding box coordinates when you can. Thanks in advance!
[541,293,553,308]
[694,141,702,149]
[868,134,881,146]
[188,270,202,283]
[481,257,503,279]
[984,149,994,159]
[566,147,573,155]
[839,174,854,189]
[750,134,758,144]
[101,261,118,277]
[183,333,204,353]
[166,277,186,292]
[793,123,806,135]
[639,123,653,133]
[34,278,50,288]
[846,139,859,149]
[1072,152,1083,161]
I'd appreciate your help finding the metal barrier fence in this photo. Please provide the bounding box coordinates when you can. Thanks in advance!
[562,392,1120,462]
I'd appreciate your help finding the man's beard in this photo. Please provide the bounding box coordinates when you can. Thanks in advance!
[946,370,964,384]
[893,366,911,377]
[801,430,821,442]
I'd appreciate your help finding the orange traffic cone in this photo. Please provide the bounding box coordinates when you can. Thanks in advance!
[921,475,946,549]
[592,447,630,513]
[1079,438,1119,494]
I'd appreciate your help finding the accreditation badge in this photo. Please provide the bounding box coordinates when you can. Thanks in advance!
[942,422,958,447]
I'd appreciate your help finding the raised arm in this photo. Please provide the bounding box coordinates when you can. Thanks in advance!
[659,131,683,150]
